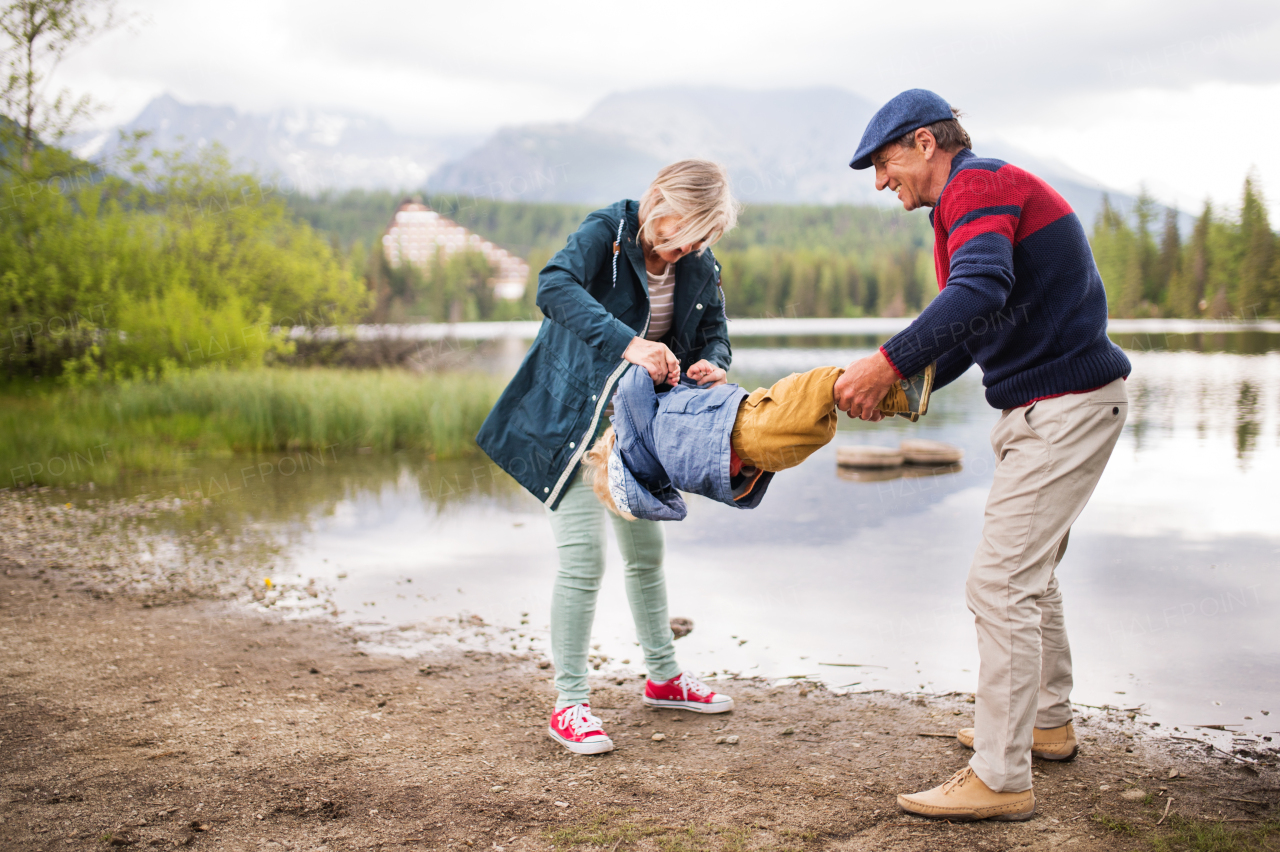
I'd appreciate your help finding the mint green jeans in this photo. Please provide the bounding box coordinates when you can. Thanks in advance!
[547,474,681,707]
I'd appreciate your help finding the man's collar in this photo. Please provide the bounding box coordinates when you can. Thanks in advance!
[941,148,974,194]
[929,148,974,226]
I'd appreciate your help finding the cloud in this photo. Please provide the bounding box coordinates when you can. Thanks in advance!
[50,0,1280,216]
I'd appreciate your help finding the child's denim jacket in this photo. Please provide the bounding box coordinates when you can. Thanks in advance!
[608,365,775,521]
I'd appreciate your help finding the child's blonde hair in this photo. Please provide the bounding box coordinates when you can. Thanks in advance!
[638,159,740,255]
[581,425,635,520]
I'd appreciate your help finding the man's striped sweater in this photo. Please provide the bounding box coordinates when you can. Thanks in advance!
[880,149,1131,409]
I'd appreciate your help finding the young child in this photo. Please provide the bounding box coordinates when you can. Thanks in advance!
[582,362,934,521]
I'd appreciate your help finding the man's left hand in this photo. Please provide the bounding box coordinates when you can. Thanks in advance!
[687,359,727,387]
[833,350,899,421]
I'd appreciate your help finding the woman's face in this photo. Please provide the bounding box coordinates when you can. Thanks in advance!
[649,217,704,264]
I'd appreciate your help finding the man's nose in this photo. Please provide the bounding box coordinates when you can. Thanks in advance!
[875,168,889,191]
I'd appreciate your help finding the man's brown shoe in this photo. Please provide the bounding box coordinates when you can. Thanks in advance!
[956,721,1079,761]
[897,767,1035,822]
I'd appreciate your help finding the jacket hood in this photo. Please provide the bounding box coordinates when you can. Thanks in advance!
[610,365,686,520]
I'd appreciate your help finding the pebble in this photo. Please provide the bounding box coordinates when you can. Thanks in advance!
[554,801,568,808]
[669,617,694,639]
[490,786,504,793]
[1121,789,1147,801]
[1099,785,1111,792]
[782,727,795,735]
[1167,768,1179,779]
[651,733,666,742]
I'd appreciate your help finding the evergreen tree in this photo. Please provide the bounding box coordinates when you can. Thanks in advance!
[1236,176,1276,319]
[1133,190,1161,307]
[1187,202,1212,314]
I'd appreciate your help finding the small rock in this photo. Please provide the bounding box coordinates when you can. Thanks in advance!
[554,801,568,808]
[651,733,666,741]
[715,736,727,744]
[782,727,795,736]
[1099,785,1111,792]
[490,786,504,793]
[1167,768,1179,779]
[725,735,739,744]
[1121,789,1147,801]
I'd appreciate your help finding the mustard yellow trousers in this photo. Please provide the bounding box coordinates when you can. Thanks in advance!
[730,366,845,472]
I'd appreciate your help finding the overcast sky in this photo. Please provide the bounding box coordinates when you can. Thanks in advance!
[63,0,1280,219]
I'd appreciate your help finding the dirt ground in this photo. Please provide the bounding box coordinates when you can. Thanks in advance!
[1,492,1278,852]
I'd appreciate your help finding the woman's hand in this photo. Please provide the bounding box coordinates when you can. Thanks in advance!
[623,337,680,386]
[687,359,727,387]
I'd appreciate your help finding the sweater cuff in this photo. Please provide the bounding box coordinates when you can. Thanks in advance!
[879,345,906,381]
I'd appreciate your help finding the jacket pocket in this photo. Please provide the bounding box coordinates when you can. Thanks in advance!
[540,346,594,408]
[513,382,587,445]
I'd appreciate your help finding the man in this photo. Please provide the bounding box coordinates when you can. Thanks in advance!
[834,89,1132,821]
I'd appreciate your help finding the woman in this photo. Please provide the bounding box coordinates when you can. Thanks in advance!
[476,159,740,754]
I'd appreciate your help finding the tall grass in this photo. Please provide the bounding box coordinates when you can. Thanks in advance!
[0,368,504,488]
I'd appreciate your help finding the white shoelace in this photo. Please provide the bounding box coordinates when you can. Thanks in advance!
[674,672,713,699]
[560,703,604,736]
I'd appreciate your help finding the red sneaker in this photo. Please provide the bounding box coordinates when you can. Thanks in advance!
[548,703,614,755]
[643,672,734,713]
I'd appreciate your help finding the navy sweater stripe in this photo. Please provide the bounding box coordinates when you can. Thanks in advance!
[950,205,1022,234]
[880,150,1131,409]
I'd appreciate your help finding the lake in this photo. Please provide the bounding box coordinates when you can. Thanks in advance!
[85,328,1280,753]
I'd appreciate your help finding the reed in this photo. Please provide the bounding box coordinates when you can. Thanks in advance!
[0,368,504,488]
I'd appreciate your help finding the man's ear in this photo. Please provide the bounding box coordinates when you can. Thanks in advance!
[916,127,937,159]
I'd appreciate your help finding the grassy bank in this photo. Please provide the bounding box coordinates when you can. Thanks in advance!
[1,368,504,489]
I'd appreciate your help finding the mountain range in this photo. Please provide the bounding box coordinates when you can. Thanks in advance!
[73,93,479,193]
[80,89,1149,227]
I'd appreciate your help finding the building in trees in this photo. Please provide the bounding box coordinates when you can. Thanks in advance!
[382,200,529,300]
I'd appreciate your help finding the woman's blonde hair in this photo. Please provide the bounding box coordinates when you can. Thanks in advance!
[638,159,740,256]
[581,425,635,520]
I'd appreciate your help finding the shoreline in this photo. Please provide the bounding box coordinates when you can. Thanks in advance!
[1,489,1277,851]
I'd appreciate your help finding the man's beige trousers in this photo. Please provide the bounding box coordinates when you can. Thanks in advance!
[967,378,1128,792]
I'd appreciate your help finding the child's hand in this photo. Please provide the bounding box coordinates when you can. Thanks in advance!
[687,359,727,387]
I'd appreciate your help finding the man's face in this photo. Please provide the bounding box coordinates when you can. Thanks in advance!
[873,141,934,211]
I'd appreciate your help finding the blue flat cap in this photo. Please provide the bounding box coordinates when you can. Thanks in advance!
[849,89,955,170]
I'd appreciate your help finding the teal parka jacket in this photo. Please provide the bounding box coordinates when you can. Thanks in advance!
[475,199,732,509]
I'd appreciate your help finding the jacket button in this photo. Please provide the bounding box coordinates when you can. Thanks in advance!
[543,487,550,493]
[569,442,576,449]
[696,303,703,310]
[591,395,597,401]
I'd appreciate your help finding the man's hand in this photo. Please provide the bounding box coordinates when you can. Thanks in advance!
[623,337,680,386]
[687,359,727,387]
[833,350,900,421]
